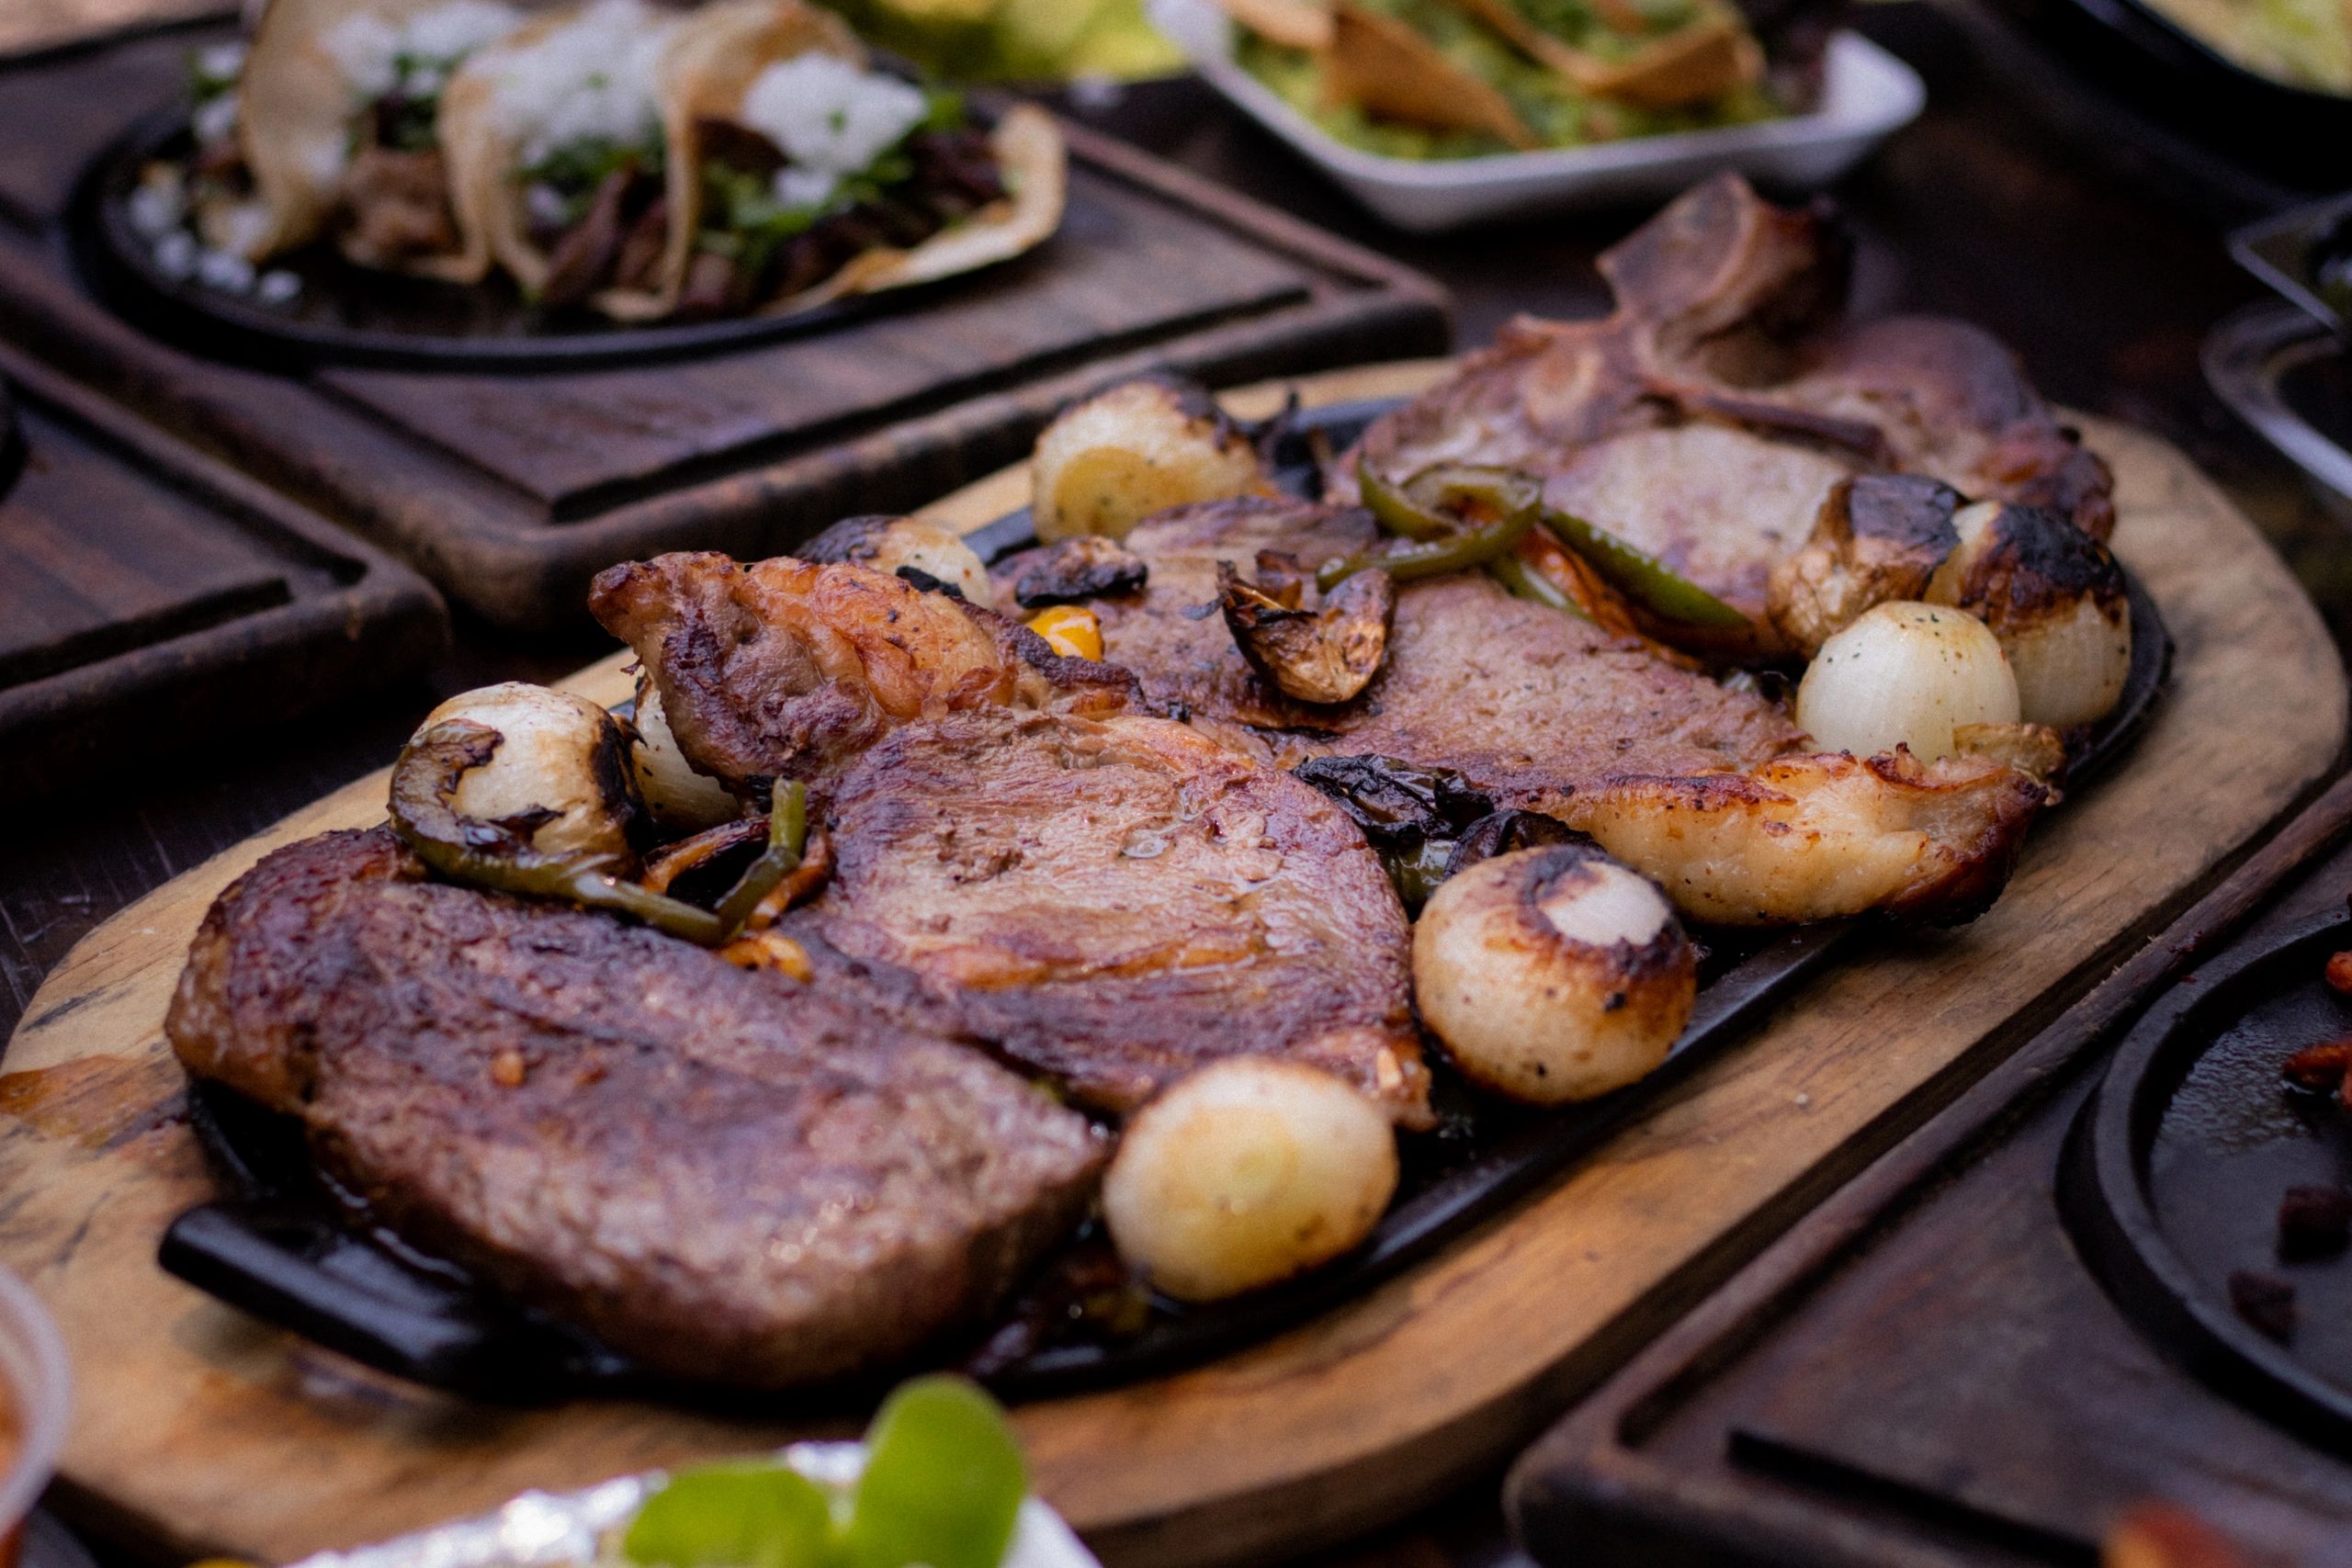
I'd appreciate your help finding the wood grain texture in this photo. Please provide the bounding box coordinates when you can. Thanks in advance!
[2,363,2342,1568]
[1506,777,2352,1568]
[0,341,447,806]
[0,25,1448,631]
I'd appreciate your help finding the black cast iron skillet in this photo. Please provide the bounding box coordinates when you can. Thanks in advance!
[161,398,2174,1406]
[2065,907,2352,1447]
[75,102,1026,373]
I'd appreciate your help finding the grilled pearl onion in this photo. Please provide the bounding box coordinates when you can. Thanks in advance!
[798,513,994,609]
[1927,501,2132,730]
[413,682,638,861]
[1031,378,1269,542]
[1414,845,1697,1104]
[1796,602,2019,763]
[628,675,740,832]
[1102,1058,1397,1302]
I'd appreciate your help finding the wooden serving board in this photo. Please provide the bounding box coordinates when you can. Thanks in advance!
[1506,775,2352,1568]
[0,364,2343,1568]
[0,340,446,805]
[0,16,1447,634]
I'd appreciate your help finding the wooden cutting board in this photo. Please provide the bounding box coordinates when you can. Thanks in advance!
[1,363,2343,1568]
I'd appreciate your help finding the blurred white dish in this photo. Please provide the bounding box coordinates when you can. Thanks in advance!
[1148,0,1926,231]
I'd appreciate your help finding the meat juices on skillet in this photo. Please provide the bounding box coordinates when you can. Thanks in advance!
[592,552,1430,1125]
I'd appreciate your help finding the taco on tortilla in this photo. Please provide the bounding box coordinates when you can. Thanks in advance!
[191,0,525,275]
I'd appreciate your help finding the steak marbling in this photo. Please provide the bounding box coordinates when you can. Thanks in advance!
[166,828,1107,1388]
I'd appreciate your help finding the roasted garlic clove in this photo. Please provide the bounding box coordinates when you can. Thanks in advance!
[1767,473,1963,659]
[1414,843,1697,1105]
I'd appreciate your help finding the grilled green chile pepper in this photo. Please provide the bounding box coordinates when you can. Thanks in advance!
[710,781,808,934]
[391,721,809,947]
[1541,507,1749,629]
[1360,464,1544,543]
[1316,510,1536,592]
[1487,550,1589,621]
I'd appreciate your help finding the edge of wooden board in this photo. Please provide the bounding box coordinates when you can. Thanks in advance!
[6,363,2346,1568]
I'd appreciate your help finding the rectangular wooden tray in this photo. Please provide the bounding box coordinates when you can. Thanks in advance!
[1509,774,2352,1568]
[0,340,445,805]
[1,365,2343,1568]
[0,14,1449,633]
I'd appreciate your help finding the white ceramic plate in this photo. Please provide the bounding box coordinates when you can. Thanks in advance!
[1148,0,1927,231]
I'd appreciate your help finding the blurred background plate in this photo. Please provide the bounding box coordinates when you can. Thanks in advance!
[1148,0,1924,232]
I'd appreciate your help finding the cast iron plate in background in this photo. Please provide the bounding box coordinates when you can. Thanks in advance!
[79,111,1007,372]
[160,399,2173,1406]
[2067,908,2352,1445]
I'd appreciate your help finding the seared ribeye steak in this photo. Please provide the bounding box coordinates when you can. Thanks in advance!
[601,551,1430,1125]
[1352,175,2114,653]
[786,707,1429,1124]
[993,497,1804,807]
[165,828,1106,1389]
[590,552,1130,797]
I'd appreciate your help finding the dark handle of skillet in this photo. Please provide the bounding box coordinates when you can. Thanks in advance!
[159,1201,626,1403]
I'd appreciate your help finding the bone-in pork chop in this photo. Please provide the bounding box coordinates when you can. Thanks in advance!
[1353,175,2114,654]
[166,828,1107,1389]
[993,497,1806,807]
[1001,499,2047,928]
[597,553,1430,1125]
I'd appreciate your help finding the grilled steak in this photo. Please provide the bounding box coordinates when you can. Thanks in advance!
[597,552,1430,1125]
[993,497,1805,808]
[590,551,1131,798]
[1353,175,2114,655]
[166,828,1107,1388]
[1003,499,2047,927]
[786,706,1429,1123]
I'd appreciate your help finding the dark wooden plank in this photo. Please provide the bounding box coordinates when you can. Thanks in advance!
[1508,777,2352,1568]
[0,402,291,682]
[0,344,447,806]
[318,168,1311,514]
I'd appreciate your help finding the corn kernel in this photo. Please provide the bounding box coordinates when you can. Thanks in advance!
[1026,604,1103,660]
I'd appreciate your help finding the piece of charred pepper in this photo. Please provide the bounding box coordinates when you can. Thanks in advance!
[1542,506,1750,629]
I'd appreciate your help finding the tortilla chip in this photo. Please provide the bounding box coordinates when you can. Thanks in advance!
[1214,0,1336,51]
[760,100,1069,315]
[1446,0,1758,108]
[1322,1,1538,149]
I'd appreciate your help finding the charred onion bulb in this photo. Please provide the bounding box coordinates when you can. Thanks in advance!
[1927,501,2132,730]
[629,676,740,832]
[1031,378,1269,542]
[413,682,639,861]
[1101,1058,1397,1302]
[389,682,808,947]
[1795,602,2020,762]
[1413,845,1698,1104]
[798,513,995,609]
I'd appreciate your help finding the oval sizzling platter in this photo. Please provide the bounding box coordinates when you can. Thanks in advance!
[158,394,2176,1408]
[2065,904,2352,1443]
[77,110,1023,373]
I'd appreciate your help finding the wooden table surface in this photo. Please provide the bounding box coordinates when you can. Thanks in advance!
[2,3,2346,1565]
